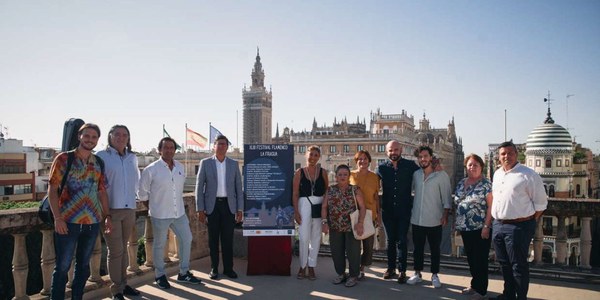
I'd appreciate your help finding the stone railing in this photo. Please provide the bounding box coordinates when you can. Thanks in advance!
[0,194,208,300]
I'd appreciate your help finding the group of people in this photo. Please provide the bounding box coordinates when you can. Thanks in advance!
[47,123,243,300]
[293,140,547,300]
[47,123,547,300]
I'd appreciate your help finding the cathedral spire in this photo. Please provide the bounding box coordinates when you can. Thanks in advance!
[251,47,265,88]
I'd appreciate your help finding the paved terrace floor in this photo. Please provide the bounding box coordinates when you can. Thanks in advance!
[82,255,600,300]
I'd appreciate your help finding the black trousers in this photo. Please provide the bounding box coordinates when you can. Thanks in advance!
[412,224,442,274]
[207,199,236,272]
[382,211,411,272]
[461,229,492,295]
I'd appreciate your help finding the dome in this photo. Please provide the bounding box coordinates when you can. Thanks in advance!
[526,122,572,151]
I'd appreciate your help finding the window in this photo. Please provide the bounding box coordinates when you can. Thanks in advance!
[299,145,306,154]
[565,159,570,167]
[377,159,386,165]
[556,159,562,167]
[357,145,364,151]
[377,144,386,153]
[528,160,532,167]
[545,157,552,168]
[548,185,555,197]
[330,145,337,153]
[343,145,350,153]
[535,159,541,167]
[576,184,581,195]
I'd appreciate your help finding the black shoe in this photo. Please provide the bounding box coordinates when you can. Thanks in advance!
[177,271,202,284]
[223,270,238,279]
[383,269,396,279]
[397,272,407,284]
[209,269,219,280]
[155,275,171,289]
[113,293,125,300]
[123,285,140,296]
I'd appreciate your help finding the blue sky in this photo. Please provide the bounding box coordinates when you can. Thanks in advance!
[1,1,599,157]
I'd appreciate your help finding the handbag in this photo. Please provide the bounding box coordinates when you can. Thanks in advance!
[350,187,375,240]
[38,151,75,225]
[306,196,322,219]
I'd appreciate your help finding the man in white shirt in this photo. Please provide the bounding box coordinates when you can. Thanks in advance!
[139,137,201,289]
[407,146,452,289]
[96,125,141,300]
[491,141,547,300]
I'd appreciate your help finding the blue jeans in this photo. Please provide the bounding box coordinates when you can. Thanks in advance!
[492,219,536,300]
[51,223,99,300]
[151,215,193,278]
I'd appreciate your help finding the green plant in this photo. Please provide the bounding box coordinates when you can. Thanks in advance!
[137,236,146,265]
[0,201,39,210]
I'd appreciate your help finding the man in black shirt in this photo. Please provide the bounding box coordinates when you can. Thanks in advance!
[376,140,419,283]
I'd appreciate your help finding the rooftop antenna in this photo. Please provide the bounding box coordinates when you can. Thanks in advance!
[566,94,575,130]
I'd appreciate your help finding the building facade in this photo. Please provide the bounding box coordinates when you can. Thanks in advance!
[285,109,464,186]
[242,48,272,145]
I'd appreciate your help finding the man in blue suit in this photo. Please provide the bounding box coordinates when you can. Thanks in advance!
[196,135,244,280]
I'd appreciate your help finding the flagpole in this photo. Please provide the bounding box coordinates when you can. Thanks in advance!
[185,123,189,175]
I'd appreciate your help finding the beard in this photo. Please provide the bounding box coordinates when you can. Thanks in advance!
[420,161,431,169]
[388,154,400,161]
[80,142,96,151]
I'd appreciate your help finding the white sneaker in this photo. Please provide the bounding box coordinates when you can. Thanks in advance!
[406,272,422,285]
[431,274,442,288]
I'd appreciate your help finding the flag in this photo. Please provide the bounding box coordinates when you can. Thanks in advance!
[162,125,182,150]
[186,127,207,148]
[210,124,226,144]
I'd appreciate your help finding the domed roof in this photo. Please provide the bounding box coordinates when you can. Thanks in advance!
[526,113,572,151]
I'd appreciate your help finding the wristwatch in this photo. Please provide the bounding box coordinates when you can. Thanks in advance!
[483,224,490,229]
[321,219,328,225]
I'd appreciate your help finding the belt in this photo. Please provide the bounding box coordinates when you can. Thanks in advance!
[216,197,228,201]
[499,214,535,224]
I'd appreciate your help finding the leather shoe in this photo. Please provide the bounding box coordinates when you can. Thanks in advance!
[123,285,140,296]
[223,270,238,279]
[397,272,407,284]
[113,293,125,300]
[209,269,219,279]
[383,269,396,279]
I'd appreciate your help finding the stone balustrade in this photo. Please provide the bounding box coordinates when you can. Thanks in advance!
[0,194,207,300]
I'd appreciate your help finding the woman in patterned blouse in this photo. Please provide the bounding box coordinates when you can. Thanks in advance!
[454,154,493,300]
[321,164,366,287]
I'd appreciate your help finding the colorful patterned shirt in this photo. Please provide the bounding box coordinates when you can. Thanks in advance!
[326,184,359,232]
[49,150,107,224]
[454,177,492,231]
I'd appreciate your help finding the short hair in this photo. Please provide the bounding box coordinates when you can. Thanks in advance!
[498,141,517,152]
[335,164,351,174]
[213,134,230,145]
[307,145,321,155]
[158,137,177,151]
[353,150,372,163]
[464,153,484,168]
[414,145,433,157]
[78,123,101,137]
[107,125,132,153]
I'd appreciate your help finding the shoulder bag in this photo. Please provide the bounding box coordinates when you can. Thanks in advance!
[350,186,375,240]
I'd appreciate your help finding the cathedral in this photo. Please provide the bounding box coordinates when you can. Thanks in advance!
[242,48,272,145]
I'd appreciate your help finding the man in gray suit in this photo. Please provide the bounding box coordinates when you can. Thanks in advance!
[196,135,244,279]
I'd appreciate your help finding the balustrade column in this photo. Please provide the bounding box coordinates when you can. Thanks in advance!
[89,235,102,282]
[533,220,544,264]
[128,224,140,272]
[555,215,567,265]
[580,217,592,269]
[39,230,55,295]
[11,233,29,300]
[144,217,154,267]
